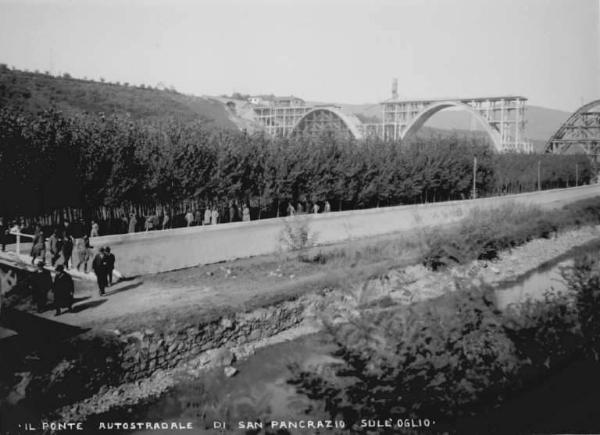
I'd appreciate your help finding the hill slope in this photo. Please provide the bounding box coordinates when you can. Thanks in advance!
[0,67,574,147]
[0,66,236,128]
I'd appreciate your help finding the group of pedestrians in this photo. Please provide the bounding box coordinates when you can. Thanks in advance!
[31,261,74,316]
[29,221,93,271]
[183,202,251,227]
[29,244,116,315]
[18,218,118,316]
[287,200,331,216]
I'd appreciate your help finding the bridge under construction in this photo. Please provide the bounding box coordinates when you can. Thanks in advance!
[233,80,600,159]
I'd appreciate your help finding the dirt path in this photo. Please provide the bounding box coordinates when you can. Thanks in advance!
[18,220,597,335]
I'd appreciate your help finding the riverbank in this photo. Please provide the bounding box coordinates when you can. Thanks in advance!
[50,223,600,427]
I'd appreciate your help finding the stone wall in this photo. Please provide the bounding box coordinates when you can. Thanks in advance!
[109,292,318,382]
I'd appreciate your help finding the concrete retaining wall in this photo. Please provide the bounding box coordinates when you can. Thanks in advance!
[92,185,600,276]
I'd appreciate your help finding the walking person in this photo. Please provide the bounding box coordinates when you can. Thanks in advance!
[162,211,170,230]
[312,202,320,214]
[128,213,137,233]
[229,201,236,223]
[210,206,219,225]
[61,232,74,269]
[30,225,46,265]
[31,260,52,313]
[48,229,63,266]
[287,203,295,216]
[144,214,154,232]
[90,220,100,237]
[0,217,7,252]
[185,209,194,227]
[104,246,116,287]
[92,247,108,296]
[242,203,251,222]
[76,234,93,273]
[203,206,211,225]
[52,264,74,316]
[324,201,331,213]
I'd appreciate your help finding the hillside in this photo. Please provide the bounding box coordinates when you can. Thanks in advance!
[0,66,574,148]
[0,66,236,129]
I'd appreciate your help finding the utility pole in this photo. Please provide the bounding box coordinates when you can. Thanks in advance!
[472,156,477,199]
[537,160,541,191]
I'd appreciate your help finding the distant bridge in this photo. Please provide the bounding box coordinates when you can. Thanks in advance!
[374,95,530,152]
[243,86,596,158]
[545,99,600,161]
[247,92,531,152]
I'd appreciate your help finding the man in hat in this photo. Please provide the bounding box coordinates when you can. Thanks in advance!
[31,260,52,313]
[92,247,108,296]
[104,246,116,287]
[52,264,74,315]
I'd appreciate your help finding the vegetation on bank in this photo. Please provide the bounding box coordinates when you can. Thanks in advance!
[0,106,593,223]
[421,196,600,271]
[287,199,600,433]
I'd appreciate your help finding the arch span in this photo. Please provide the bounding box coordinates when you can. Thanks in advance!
[290,107,364,140]
[400,101,503,151]
[545,99,600,157]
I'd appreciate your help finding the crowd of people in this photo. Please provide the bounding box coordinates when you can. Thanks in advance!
[0,198,336,316]
[0,218,118,315]
[1,199,337,246]
[287,200,331,216]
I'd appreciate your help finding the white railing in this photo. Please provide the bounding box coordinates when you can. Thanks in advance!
[8,227,35,257]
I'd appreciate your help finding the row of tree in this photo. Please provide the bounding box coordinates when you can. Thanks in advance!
[0,107,594,221]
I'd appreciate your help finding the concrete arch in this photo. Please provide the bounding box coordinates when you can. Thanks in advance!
[401,101,503,151]
[545,99,600,155]
[290,107,364,140]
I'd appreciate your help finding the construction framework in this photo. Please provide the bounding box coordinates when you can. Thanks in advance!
[380,95,531,152]
[546,99,600,162]
[253,105,313,137]
[252,100,364,139]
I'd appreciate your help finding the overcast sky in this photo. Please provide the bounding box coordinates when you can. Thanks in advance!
[0,0,598,111]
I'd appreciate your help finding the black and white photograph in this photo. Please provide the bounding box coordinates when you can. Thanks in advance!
[0,0,600,433]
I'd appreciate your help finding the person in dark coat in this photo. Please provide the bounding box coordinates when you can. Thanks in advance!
[31,260,52,313]
[62,232,74,269]
[0,217,7,252]
[104,246,116,287]
[52,264,74,315]
[92,247,108,296]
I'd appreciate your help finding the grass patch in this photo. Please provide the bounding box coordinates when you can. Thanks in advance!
[421,197,600,271]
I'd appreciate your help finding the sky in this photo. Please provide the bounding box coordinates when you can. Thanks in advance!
[0,0,598,111]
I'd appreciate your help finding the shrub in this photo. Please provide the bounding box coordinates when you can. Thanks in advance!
[421,203,566,271]
[290,282,520,428]
[568,253,600,360]
[503,290,580,370]
[279,215,315,252]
